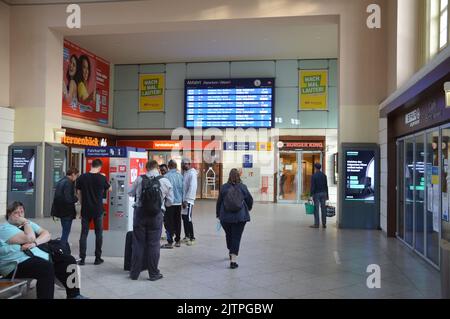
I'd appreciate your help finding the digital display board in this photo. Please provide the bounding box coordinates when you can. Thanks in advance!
[11,148,35,192]
[185,78,275,128]
[53,149,66,184]
[345,150,376,201]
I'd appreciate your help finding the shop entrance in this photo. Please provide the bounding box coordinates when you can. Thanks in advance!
[278,151,322,203]
[70,148,85,173]
[396,127,445,268]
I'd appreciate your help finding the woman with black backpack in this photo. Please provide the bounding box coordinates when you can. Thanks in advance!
[216,169,253,269]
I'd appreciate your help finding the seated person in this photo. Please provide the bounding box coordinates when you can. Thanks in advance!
[0,201,86,299]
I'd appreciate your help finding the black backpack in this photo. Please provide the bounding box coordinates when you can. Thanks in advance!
[223,184,244,213]
[140,175,163,216]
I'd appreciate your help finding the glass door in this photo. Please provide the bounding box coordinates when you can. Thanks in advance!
[398,130,441,267]
[278,152,299,202]
[442,128,450,242]
[426,130,440,265]
[70,148,85,173]
[414,134,425,254]
[404,137,415,246]
[397,140,405,239]
[300,152,323,201]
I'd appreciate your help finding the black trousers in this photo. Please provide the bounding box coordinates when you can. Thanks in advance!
[221,222,246,256]
[182,203,195,240]
[131,208,163,279]
[164,205,182,244]
[79,215,103,259]
[7,255,80,299]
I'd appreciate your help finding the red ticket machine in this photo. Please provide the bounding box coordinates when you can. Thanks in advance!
[84,147,147,257]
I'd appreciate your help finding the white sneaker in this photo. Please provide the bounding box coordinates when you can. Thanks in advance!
[186,239,196,246]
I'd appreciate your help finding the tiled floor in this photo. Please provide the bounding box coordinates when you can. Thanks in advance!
[21,201,442,299]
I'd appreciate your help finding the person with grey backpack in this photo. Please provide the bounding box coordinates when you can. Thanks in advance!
[216,169,253,269]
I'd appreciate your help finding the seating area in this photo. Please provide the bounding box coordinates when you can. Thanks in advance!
[0,262,31,299]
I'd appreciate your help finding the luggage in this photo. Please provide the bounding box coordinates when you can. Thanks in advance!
[123,231,148,271]
[124,231,133,271]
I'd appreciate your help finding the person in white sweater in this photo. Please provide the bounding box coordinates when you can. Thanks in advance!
[181,158,198,246]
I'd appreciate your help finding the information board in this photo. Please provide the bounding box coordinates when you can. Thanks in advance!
[11,148,35,192]
[345,150,376,201]
[185,78,274,128]
[53,149,66,183]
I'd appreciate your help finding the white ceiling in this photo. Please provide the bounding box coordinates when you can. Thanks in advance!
[66,17,338,64]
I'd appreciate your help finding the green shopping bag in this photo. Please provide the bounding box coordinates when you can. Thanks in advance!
[305,201,315,215]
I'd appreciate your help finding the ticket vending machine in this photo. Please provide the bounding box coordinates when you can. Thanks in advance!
[43,143,68,217]
[85,147,147,257]
[7,143,43,218]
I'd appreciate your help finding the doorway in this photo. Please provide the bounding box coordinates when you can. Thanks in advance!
[70,148,85,173]
[278,151,322,203]
[396,128,441,268]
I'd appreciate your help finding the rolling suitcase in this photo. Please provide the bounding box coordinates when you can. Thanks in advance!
[124,231,133,271]
[123,231,149,271]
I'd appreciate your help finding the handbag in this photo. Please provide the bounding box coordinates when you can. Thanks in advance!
[326,204,336,217]
[37,239,71,262]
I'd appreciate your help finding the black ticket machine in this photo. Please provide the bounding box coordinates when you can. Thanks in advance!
[7,143,68,218]
[7,143,43,218]
[339,143,380,229]
[43,143,68,217]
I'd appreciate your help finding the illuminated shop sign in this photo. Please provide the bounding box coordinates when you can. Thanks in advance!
[279,142,324,149]
[117,140,221,150]
[62,135,108,147]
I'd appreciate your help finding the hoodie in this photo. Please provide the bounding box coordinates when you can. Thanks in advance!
[183,168,198,205]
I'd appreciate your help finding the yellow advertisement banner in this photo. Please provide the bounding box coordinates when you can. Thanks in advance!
[139,74,165,112]
[256,142,272,151]
[299,70,328,110]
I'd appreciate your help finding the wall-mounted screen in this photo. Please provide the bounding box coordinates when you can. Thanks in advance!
[53,149,66,184]
[345,150,376,201]
[11,148,35,192]
[185,78,275,128]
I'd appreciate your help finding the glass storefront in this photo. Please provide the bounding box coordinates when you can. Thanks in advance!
[397,125,450,268]
[278,151,322,203]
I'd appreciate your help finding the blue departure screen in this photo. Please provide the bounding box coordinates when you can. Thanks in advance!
[185,78,275,128]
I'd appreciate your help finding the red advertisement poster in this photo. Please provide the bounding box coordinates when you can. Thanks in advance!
[62,40,110,125]
[129,158,147,185]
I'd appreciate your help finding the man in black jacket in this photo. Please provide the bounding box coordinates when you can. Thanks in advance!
[309,163,329,229]
[51,167,79,245]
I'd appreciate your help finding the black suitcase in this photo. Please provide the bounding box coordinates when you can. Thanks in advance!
[124,231,133,271]
[123,231,149,271]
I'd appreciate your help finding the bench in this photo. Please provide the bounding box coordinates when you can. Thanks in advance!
[0,262,30,299]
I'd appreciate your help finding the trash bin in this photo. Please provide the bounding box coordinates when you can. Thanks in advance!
[441,239,450,299]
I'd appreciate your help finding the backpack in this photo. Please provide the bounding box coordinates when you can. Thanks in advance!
[140,175,163,216]
[223,184,244,213]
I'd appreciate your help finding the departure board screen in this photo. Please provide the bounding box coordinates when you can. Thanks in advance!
[185,78,275,128]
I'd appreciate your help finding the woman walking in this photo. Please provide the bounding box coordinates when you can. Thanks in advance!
[216,169,253,269]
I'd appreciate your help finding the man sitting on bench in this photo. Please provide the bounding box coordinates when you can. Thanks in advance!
[0,201,87,299]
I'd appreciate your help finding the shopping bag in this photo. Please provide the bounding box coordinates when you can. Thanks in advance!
[326,204,336,217]
[305,201,315,215]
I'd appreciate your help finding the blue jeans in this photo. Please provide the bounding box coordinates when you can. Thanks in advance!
[60,217,73,245]
[313,192,327,226]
